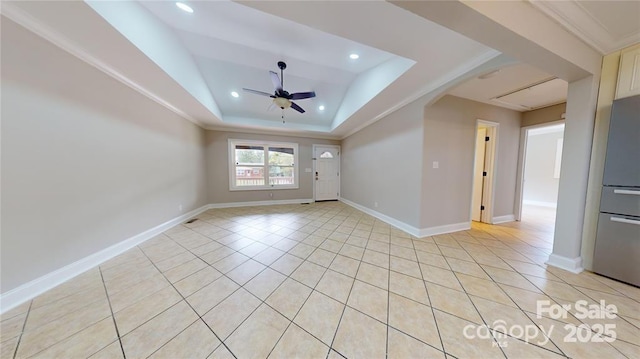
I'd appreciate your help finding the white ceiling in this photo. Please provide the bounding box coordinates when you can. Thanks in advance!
[4,0,499,137]
[449,63,567,111]
[132,0,497,134]
[4,1,638,137]
[139,1,398,127]
[530,0,640,54]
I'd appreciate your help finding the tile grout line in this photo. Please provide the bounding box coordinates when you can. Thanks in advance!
[451,235,569,358]
[160,204,354,357]
[98,266,127,359]
[144,218,300,348]
[326,221,377,358]
[10,284,112,358]
[15,203,635,358]
[385,231,392,358]
[137,246,237,359]
[262,214,364,358]
[442,252,510,358]
[264,244,346,357]
[568,285,637,358]
[11,300,33,359]
[413,236,448,357]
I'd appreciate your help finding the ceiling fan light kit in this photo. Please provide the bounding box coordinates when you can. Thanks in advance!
[273,97,291,109]
[242,61,316,123]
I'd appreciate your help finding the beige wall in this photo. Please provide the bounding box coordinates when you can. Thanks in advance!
[522,103,566,127]
[421,95,522,227]
[1,19,208,293]
[341,99,424,228]
[341,94,522,231]
[205,131,338,204]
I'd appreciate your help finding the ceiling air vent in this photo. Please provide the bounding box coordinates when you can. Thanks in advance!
[491,78,568,111]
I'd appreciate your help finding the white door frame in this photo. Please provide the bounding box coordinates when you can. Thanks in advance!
[469,119,499,224]
[312,144,341,201]
[514,120,565,220]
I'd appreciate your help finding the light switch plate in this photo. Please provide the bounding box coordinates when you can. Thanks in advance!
[433,161,439,169]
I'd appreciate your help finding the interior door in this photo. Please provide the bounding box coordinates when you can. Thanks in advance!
[314,145,340,201]
[472,128,487,221]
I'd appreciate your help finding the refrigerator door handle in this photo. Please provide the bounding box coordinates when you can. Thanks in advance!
[610,216,640,226]
[613,189,640,196]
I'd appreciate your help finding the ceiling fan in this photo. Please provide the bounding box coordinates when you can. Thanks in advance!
[242,61,316,114]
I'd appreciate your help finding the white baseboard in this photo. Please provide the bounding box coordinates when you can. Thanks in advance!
[338,197,423,237]
[492,214,516,224]
[523,200,557,208]
[418,222,471,237]
[0,205,210,314]
[546,254,584,274]
[0,197,473,314]
[208,199,314,209]
[339,197,470,238]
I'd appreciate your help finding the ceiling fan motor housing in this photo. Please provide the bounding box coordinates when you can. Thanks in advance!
[242,60,315,114]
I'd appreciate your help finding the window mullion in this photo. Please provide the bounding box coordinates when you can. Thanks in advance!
[264,146,269,188]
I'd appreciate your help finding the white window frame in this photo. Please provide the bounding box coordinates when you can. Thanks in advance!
[228,139,299,191]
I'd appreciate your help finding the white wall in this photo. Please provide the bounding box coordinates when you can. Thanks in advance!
[421,95,522,228]
[1,19,208,293]
[341,99,424,228]
[523,130,564,206]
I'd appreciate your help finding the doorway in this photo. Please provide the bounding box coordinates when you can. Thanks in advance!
[313,145,340,201]
[516,122,564,232]
[471,120,499,223]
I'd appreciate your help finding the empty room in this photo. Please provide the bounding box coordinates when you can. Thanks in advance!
[1,1,639,358]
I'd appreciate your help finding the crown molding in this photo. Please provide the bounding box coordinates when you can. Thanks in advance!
[204,124,341,140]
[0,3,206,128]
[339,49,507,139]
[530,0,639,55]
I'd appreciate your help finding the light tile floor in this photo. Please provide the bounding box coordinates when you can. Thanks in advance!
[1,202,639,358]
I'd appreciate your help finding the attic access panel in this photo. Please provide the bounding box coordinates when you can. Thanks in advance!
[492,78,568,111]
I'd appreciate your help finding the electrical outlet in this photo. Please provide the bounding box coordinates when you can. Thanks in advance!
[432,161,439,169]
[179,204,183,211]
[374,202,378,208]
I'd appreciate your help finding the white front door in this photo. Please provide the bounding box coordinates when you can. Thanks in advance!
[314,145,340,201]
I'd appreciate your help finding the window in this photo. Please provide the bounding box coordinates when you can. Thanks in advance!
[319,151,334,159]
[229,139,299,190]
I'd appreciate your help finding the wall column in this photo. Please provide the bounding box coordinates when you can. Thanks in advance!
[548,75,600,273]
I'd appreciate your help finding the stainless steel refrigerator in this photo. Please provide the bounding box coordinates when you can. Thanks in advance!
[593,94,640,287]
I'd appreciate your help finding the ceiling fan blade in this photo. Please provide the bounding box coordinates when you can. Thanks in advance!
[290,102,305,113]
[290,91,316,100]
[242,88,274,97]
[269,71,283,92]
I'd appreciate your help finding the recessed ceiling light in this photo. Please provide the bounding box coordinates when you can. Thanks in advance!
[318,105,325,111]
[175,2,193,13]
[231,91,239,98]
[349,53,359,60]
